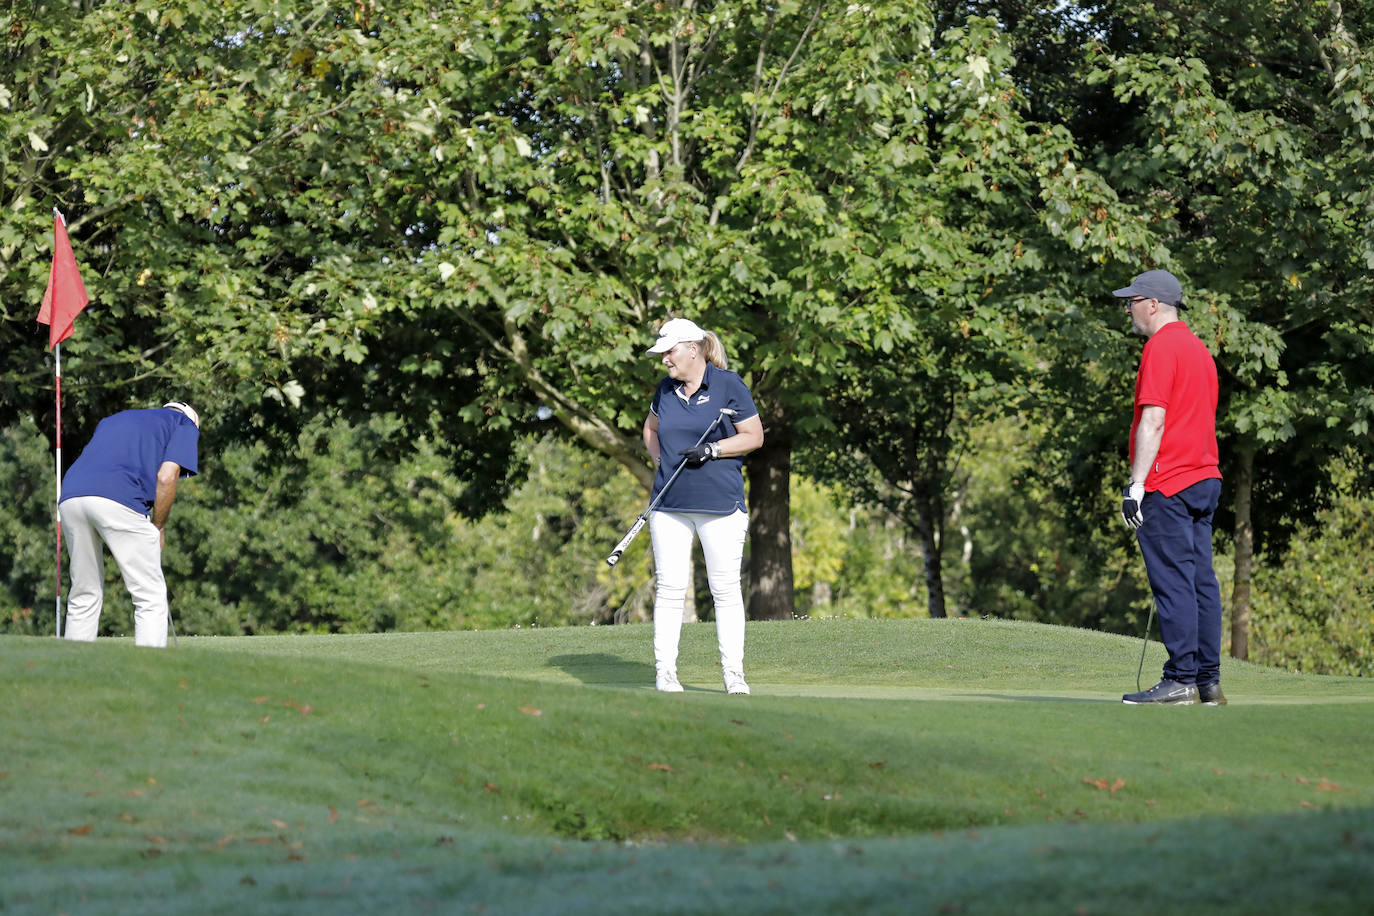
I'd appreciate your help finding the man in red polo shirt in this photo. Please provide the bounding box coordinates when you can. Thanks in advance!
[1113,270,1225,705]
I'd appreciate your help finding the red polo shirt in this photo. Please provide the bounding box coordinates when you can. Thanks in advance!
[1132,321,1222,497]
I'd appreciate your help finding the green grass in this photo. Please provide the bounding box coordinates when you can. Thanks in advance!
[3,618,1371,914]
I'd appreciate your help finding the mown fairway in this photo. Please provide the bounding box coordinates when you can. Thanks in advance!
[3,619,1371,914]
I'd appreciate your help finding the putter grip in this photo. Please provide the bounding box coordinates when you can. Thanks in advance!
[606,516,648,567]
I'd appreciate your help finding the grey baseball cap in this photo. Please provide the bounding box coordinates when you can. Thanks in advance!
[1113,269,1185,309]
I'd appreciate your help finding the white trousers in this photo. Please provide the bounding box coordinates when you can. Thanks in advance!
[60,495,169,648]
[649,509,749,674]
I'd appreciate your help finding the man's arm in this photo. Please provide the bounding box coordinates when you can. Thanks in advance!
[1131,405,1166,485]
[151,460,182,546]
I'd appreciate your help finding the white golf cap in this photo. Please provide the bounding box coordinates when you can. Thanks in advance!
[647,318,707,354]
[163,401,200,428]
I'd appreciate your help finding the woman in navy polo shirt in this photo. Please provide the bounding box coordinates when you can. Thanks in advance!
[643,318,764,694]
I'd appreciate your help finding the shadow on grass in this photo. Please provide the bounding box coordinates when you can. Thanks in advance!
[548,653,653,687]
[970,694,1117,704]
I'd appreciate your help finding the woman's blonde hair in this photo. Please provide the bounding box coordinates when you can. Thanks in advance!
[699,330,728,370]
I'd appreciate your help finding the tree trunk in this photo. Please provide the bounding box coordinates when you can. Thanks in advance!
[1230,443,1255,659]
[914,488,948,619]
[744,401,795,620]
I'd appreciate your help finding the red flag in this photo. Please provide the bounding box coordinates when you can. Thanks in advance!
[36,213,90,349]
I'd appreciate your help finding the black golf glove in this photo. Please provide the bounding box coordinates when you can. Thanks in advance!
[680,441,722,467]
[1121,481,1145,529]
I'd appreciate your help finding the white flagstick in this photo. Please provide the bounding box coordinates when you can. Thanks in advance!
[54,338,64,638]
[42,206,82,640]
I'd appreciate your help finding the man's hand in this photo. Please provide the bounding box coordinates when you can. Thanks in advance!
[679,441,721,467]
[1121,481,1145,529]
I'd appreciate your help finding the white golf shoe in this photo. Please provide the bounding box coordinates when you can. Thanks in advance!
[655,670,684,693]
[723,669,750,695]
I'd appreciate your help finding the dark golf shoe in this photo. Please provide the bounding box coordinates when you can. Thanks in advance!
[1122,679,1199,705]
[1198,682,1227,705]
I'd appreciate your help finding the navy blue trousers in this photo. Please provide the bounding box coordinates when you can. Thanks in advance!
[1135,478,1224,686]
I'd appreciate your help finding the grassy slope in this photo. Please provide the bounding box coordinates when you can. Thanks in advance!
[2,619,1371,914]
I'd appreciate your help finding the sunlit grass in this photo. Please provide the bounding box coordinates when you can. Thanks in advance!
[2,619,1370,914]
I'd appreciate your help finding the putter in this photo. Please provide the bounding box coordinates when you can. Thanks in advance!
[1135,597,1155,692]
[606,407,737,567]
[1128,531,1156,692]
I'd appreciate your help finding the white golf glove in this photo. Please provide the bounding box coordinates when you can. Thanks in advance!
[1121,481,1145,529]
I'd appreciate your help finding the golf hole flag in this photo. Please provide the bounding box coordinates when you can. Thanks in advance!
[36,211,90,348]
[35,208,90,639]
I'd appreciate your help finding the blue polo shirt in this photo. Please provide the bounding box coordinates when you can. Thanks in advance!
[61,408,200,515]
[649,362,758,514]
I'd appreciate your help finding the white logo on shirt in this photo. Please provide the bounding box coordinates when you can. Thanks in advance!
[697,394,710,405]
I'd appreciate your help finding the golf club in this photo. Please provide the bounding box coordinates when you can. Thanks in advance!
[1135,596,1155,692]
[1128,533,1156,692]
[606,407,737,568]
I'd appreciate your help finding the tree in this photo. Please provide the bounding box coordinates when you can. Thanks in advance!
[8,1,1368,646]
[0,417,56,635]
[390,0,953,619]
[5,1,971,623]
[397,1,1179,622]
[1247,451,1374,676]
[0,1,525,508]
[0,408,654,637]
[796,12,1158,617]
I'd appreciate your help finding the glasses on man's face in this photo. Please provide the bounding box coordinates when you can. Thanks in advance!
[1126,297,1152,310]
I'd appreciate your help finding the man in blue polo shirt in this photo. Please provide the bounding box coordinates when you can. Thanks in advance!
[60,401,201,648]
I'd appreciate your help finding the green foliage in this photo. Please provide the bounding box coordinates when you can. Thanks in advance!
[0,417,56,635]
[170,421,651,634]
[789,477,850,603]
[789,477,928,619]
[950,417,1151,631]
[797,413,1159,633]
[2,0,1371,659]
[166,415,465,635]
[427,437,649,630]
[1248,454,1374,676]
[10,409,1116,638]
[1,0,522,496]
[792,9,1162,617]
[0,415,656,636]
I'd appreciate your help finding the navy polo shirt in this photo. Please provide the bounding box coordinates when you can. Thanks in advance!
[61,408,200,515]
[649,362,758,514]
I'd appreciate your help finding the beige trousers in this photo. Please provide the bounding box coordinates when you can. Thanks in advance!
[60,495,169,648]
